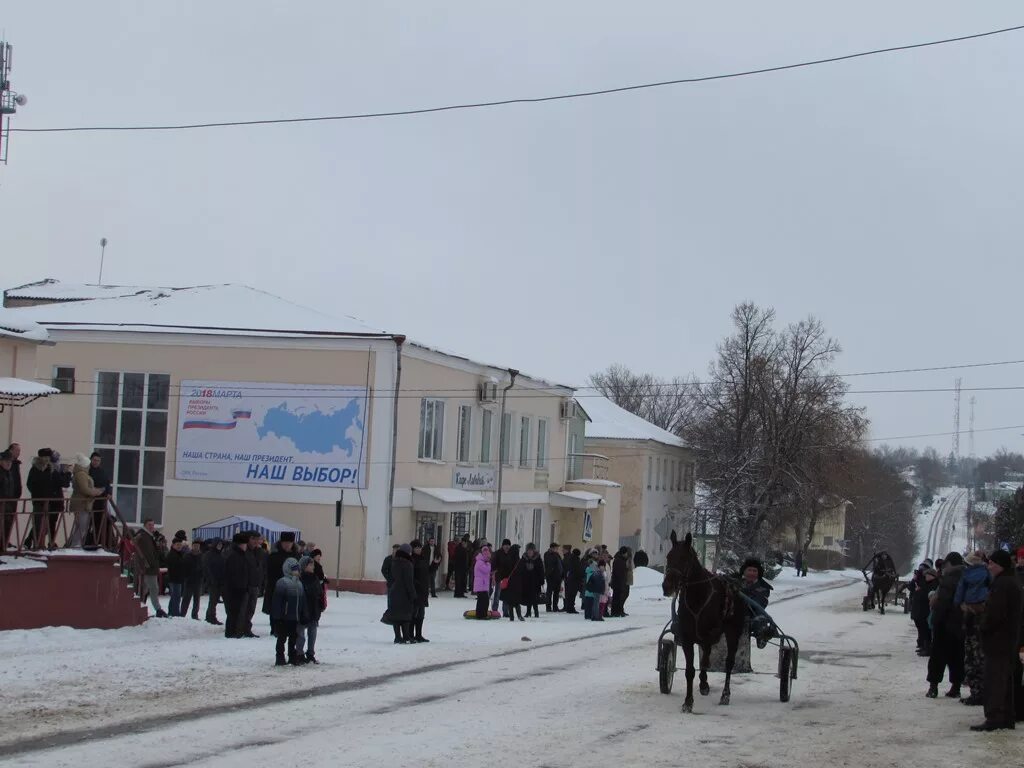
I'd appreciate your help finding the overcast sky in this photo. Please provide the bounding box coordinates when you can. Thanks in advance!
[2,1,1022,456]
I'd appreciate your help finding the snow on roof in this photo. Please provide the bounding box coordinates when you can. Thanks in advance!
[0,377,60,398]
[581,395,687,448]
[0,308,49,343]
[6,282,389,338]
[566,478,622,488]
[5,279,172,302]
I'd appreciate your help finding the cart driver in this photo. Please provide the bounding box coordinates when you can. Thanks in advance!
[740,558,775,648]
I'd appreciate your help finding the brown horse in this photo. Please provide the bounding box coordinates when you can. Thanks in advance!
[662,530,746,712]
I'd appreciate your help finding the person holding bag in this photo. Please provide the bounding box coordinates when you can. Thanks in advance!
[473,545,493,620]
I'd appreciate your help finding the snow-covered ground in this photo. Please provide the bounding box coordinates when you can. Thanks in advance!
[2,566,1013,768]
[915,486,972,570]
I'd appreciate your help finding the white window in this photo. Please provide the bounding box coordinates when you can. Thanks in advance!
[670,460,676,491]
[500,413,513,465]
[647,457,653,490]
[497,509,508,542]
[568,432,579,481]
[531,508,542,547]
[94,372,169,524]
[656,457,662,491]
[476,509,489,540]
[480,409,493,463]
[536,419,548,469]
[456,405,472,463]
[519,416,531,468]
[418,399,445,461]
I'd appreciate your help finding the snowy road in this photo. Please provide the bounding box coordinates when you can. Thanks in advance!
[922,488,970,564]
[1,568,1017,768]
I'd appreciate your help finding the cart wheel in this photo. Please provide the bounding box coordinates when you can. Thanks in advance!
[779,647,794,702]
[659,640,676,694]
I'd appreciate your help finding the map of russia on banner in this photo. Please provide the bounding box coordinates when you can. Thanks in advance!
[175,380,368,488]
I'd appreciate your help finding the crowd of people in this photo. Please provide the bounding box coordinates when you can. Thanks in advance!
[382,534,640,642]
[908,546,1024,731]
[0,442,114,558]
[130,525,328,666]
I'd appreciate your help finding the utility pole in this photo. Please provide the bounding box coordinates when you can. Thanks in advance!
[98,238,108,283]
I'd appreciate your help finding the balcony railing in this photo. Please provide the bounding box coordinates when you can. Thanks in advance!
[0,497,131,560]
[568,452,610,482]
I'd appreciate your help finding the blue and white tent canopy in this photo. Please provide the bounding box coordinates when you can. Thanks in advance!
[192,515,301,546]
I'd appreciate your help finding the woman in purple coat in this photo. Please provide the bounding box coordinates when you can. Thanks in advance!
[473,546,492,620]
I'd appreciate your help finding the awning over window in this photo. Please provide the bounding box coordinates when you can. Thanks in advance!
[0,377,59,408]
[549,490,604,510]
[412,487,487,513]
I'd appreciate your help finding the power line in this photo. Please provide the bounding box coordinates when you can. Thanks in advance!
[11,22,1024,135]
[27,356,1024,397]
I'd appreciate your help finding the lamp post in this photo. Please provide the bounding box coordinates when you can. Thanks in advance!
[98,238,108,283]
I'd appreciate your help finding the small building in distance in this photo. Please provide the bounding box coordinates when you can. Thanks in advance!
[579,396,695,566]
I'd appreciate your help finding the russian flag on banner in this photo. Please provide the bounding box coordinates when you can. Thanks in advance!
[183,410,253,430]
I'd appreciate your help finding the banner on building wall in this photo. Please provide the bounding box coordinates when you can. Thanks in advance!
[453,467,496,491]
[175,380,367,488]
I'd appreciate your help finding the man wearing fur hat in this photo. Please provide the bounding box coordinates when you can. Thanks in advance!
[740,558,774,648]
[971,549,1023,731]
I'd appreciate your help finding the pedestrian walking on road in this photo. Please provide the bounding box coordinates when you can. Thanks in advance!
[453,535,472,598]
[427,537,441,598]
[502,545,525,622]
[473,545,493,620]
[244,532,264,637]
[381,543,400,587]
[970,549,1023,731]
[135,519,167,618]
[262,532,298,617]
[927,551,966,699]
[490,539,515,614]
[584,555,606,622]
[611,547,632,617]
[163,538,186,617]
[563,548,583,614]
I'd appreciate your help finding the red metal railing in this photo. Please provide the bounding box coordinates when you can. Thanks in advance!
[0,497,131,558]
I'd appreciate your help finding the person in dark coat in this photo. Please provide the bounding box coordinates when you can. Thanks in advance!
[0,450,18,556]
[381,544,400,587]
[971,549,1023,730]
[453,536,472,598]
[165,538,188,617]
[611,547,630,617]
[180,540,205,620]
[927,551,966,699]
[490,539,516,614]
[633,549,649,569]
[563,548,584,614]
[297,555,323,664]
[427,537,441,598]
[910,567,939,656]
[543,543,564,612]
[243,532,264,637]
[223,533,250,638]
[387,545,417,643]
[270,557,308,666]
[501,544,525,621]
[1016,551,1024,723]
[86,452,112,548]
[262,532,298,614]
[411,539,431,643]
[520,543,546,618]
[202,538,226,625]
[25,449,71,550]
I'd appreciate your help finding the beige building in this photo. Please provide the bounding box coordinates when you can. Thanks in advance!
[579,396,695,566]
[1,309,59,443]
[3,279,615,590]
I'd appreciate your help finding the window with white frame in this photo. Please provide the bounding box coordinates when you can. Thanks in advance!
[536,418,548,469]
[456,405,472,463]
[480,409,493,463]
[519,416,531,468]
[94,371,169,524]
[500,413,512,465]
[656,457,662,491]
[418,399,445,460]
[670,460,676,491]
[531,508,542,547]
[568,432,579,481]
[476,509,489,541]
[647,457,653,490]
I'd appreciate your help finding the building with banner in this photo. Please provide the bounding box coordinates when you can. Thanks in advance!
[2,279,615,591]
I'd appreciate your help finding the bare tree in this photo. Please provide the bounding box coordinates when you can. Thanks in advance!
[589,363,696,434]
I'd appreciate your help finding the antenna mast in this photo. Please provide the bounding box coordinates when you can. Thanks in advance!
[968,396,976,459]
